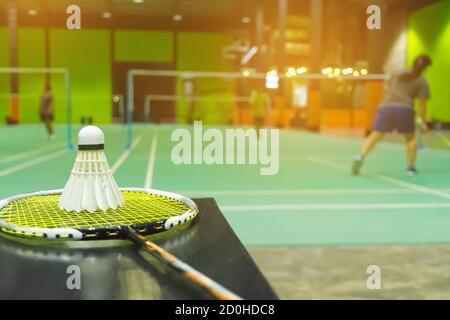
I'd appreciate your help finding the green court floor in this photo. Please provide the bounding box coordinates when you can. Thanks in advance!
[1,124,450,246]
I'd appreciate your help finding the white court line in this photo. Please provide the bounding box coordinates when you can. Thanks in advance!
[110,133,144,174]
[0,143,64,165]
[177,189,420,197]
[221,202,450,212]
[0,149,67,178]
[307,156,450,200]
[144,131,158,189]
[436,132,450,147]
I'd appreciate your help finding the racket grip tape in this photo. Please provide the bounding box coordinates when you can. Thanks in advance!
[125,227,243,300]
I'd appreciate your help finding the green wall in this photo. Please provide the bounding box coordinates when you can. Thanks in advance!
[50,29,112,124]
[0,28,10,124]
[18,28,46,123]
[115,30,173,63]
[177,32,234,71]
[0,28,236,125]
[176,32,235,124]
[1,28,112,125]
[408,0,450,121]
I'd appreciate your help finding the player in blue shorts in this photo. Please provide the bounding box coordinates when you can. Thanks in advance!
[39,84,55,141]
[352,55,432,177]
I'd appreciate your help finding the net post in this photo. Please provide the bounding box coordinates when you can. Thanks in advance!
[126,71,133,149]
[119,95,125,124]
[64,69,74,150]
[144,95,151,123]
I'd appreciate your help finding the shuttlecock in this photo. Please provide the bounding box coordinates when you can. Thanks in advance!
[59,125,124,212]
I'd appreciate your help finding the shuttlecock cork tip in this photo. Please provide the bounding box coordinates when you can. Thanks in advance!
[78,125,105,150]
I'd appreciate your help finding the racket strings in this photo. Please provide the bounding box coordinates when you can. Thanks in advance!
[0,192,189,230]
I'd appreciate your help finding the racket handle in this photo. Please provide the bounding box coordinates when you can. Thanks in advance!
[125,227,243,300]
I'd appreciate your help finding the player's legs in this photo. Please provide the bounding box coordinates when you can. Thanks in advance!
[360,131,385,157]
[352,108,392,175]
[395,107,417,176]
[352,132,384,175]
[187,99,194,124]
[405,133,417,170]
[45,120,54,135]
[254,116,264,137]
[41,113,55,140]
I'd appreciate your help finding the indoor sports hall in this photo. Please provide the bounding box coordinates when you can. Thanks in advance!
[0,0,449,300]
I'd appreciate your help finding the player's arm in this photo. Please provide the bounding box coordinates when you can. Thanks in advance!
[417,99,428,132]
[417,79,430,132]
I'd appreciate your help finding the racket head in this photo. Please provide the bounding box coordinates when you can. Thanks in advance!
[0,188,198,242]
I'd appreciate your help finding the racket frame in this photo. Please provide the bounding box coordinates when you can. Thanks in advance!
[0,188,198,241]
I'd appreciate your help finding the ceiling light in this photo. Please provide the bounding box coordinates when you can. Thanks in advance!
[343,67,353,75]
[133,0,144,4]
[266,71,279,89]
[173,14,183,21]
[240,46,258,65]
[102,12,112,19]
[321,67,332,75]
[286,67,296,78]
[28,9,38,16]
[296,67,308,74]
[242,17,251,24]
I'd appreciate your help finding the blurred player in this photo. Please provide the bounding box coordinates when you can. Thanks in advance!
[182,76,195,124]
[250,82,271,135]
[39,84,55,141]
[352,55,432,176]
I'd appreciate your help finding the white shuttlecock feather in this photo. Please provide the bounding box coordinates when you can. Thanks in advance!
[59,125,124,213]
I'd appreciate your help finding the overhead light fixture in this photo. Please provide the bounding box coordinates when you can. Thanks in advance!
[265,70,279,89]
[102,12,112,19]
[240,46,258,65]
[343,67,353,75]
[242,17,251,24]
[28,9,38,16]
[296,67,308,74]
[173,14,183,21]
[286,67,296,78]
[321,67,332,75]
[360,69,368,75]
[133,0,144,4]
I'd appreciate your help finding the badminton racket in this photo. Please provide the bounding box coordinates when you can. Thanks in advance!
[0,188,242,300]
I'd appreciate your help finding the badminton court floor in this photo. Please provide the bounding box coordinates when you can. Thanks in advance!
[1,124,450,247]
